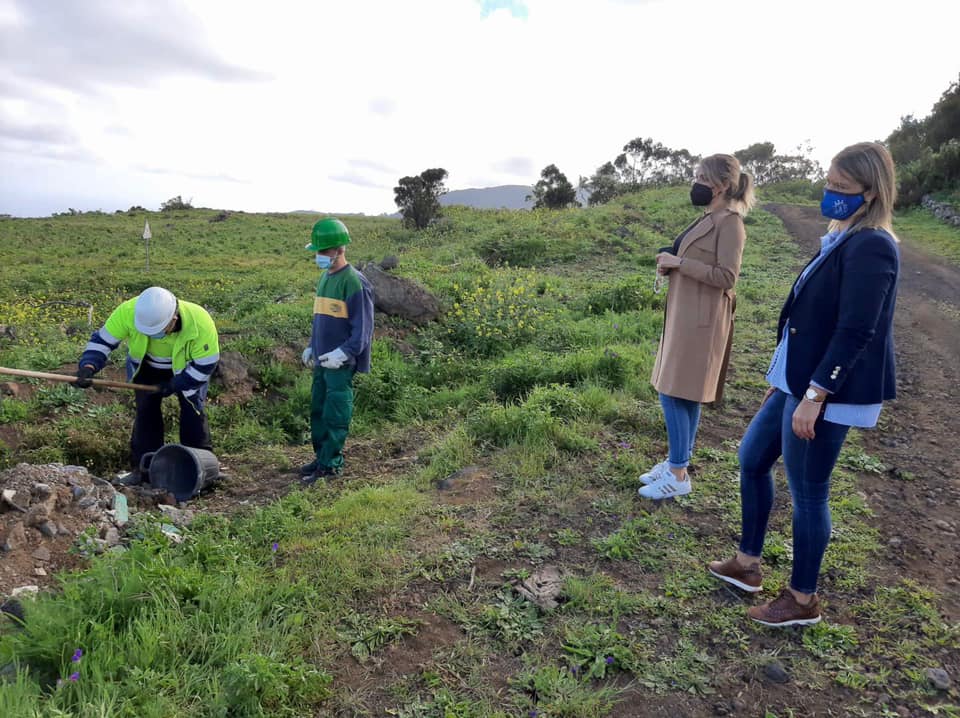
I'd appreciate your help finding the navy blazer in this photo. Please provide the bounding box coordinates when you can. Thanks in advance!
[777,226,899,404]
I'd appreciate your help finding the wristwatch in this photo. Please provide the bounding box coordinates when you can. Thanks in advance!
[804,387,826,403]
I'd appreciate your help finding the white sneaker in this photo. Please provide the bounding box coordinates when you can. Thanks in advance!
[638,471,691,499]
[639,460,670,485]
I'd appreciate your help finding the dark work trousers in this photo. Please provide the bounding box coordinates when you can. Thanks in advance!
[310,365,355,471]
[130,362,212,471]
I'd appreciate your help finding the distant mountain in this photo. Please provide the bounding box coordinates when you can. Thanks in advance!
[440,185,533,210]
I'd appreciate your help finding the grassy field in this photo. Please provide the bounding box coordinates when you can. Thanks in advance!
[0,192,958,717]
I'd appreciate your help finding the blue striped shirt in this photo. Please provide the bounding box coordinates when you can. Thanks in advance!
[766,229,883,428]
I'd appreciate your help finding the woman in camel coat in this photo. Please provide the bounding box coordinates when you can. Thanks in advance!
[639,154,754,499]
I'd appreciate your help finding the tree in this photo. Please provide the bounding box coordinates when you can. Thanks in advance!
[528,164,578,210]
[735,142,823,185]
[161,195,193,211]
[585,161,622,206]
[394,168,448,229]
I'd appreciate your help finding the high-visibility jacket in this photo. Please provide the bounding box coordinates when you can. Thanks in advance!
[80,298,220,410]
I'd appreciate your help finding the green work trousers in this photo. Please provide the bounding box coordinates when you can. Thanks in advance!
[310,365,355,471]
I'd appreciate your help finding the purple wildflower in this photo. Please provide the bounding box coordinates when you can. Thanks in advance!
[71,648,83,663]
[605,656,615,665]
[68,672,80,681]
[570,665,579,674]
[529,711,538,718]
[271,542,279,552]
[613,323,619,329]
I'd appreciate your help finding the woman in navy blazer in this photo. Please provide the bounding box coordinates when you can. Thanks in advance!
[708,142,900,627]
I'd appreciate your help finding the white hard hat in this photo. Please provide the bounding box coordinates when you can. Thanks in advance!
[134,287,178,335]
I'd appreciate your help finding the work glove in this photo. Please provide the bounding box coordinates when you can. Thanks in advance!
[74,365,96,389]
[318,347,349,369]
[301,346,314,367]
[152,380,177,397]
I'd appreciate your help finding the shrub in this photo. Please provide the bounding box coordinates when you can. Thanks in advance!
[442,273,551,357]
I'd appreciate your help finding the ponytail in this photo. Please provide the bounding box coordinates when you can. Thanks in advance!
[730,169,756,215]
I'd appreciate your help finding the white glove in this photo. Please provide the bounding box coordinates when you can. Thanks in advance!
[318,347,349,369]
[301,347,314,366]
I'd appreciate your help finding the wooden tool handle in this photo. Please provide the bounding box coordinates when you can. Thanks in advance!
[0,366,160,392]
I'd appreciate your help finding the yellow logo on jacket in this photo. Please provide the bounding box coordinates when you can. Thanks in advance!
[314,297,348,318]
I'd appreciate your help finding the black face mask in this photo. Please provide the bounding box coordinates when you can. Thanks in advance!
[690,182,714,206]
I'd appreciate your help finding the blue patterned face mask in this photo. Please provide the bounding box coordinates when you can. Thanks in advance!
[149,332,166,339]
[316,254,332,269]
[820,189,865,220]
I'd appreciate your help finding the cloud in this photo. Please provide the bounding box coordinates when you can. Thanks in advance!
[329,172,391,190]
[348,158,397,175]
[135,165,250,184]
[368,97,397,116]
[479,0,529,19]
[492,156,534,177]
[0,0,269,95]
[0,117,77,145]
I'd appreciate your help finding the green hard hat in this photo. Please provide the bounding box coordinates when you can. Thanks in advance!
[306,217,350,251]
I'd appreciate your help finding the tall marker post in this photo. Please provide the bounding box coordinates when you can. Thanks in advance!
[143,220,152,272]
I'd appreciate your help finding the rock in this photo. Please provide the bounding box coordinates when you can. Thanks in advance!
[762,660,790,684]
[436,465,487,491]
[10,585,39,598]
[888,536,902,547]
[933,519,953,532]
[102,527,121,547]
[36,522,57,538]
[31,546,51,562]
[31,483,52,497]
[0,381,21,397]
[212,351,251,391]
[713,701,730,715]
[1,489,27,513]
[359,262,440,324]
[33,567,46,576]
[77,496,98,509]
[1,522,27,552]
[158,504,194,527]
[112,493,129,525]
[379,255,400,271]
[514,565,568,611]
[926,667,952,691]
[71,485,86,500]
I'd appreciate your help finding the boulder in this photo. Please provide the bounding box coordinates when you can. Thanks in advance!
[360,262,440,325]
[212,351,250,390]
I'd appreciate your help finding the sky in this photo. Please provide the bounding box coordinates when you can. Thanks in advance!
[1,0,958,218]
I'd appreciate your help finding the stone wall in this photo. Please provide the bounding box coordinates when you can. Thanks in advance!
[921,195,960,228]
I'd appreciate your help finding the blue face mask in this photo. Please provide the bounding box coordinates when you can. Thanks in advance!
[316,254,332,270]
[821,189,865,220]
[149,331,166,339]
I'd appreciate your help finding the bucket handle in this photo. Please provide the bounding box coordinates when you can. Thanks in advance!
[139,452,155,476]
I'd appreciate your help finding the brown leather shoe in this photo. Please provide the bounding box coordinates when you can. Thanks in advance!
[748,588,821,627]
[708,556,763,593]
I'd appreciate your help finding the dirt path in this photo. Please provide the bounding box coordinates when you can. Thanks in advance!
[766,204,960,620]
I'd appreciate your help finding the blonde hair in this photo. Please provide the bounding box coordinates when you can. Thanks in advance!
[698,154,756,216]
[829,142,897,236]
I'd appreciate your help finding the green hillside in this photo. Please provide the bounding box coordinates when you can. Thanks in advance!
[0,192,957,716]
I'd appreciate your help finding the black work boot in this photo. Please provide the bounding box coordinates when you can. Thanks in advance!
[299,459,319,476]
[114,469,143,487]
[300,466,336,486]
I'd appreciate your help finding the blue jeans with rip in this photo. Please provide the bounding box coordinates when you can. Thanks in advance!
[659,393,702,470]
[737,389,850,594]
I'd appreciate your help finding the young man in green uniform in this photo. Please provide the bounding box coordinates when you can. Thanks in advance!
[300,218,375,484]
[75,286,220,484]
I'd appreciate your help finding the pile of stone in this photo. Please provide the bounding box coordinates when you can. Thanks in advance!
[0,463,129,596]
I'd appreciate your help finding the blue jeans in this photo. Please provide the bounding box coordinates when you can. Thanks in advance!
[659,393,702,470]
[737,389,850,594]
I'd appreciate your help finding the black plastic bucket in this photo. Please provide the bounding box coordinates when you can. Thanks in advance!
[140,443,220,501]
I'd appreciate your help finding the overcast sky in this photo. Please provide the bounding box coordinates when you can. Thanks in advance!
[1,0,958,217]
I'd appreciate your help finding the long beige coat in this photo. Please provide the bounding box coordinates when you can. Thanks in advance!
[651,208,746,403]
